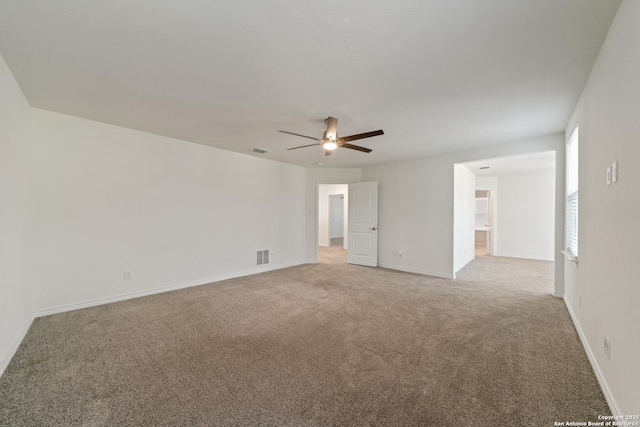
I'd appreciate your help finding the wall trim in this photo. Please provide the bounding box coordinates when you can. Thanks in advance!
[0,314,35,378]
[34,261,306,318]
[495,252,554,262]
[563,296,620,416]
[552,291,564,298]
[378,263,454,280]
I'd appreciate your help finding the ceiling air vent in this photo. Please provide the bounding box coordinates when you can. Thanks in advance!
[257,249,270,266]
[251,147,270,154]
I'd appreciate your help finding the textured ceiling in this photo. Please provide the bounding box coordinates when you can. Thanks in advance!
[0,0,621,168]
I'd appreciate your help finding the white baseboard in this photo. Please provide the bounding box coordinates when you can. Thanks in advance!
[0,314,34,378]
[563,297,620,416]
[34,260,306,318]
[495,252,554,262]
[378,263,454,280]
[3,261,306,378]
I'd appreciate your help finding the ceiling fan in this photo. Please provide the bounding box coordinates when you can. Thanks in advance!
[280,117,384,156]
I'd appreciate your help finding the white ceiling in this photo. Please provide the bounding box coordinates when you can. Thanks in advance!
[462,151,556,176]
[0,0,621,168]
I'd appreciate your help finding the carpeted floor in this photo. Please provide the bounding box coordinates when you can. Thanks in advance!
[0,256,609,426]
[319,243,347,264]
[330,237,344,248]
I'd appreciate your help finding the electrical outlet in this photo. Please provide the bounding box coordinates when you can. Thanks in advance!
[124,270,132,280]
[612,161,618,183]
[603,336,611,359]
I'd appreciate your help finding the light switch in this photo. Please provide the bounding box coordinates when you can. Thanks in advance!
[607,166,612,186]
[612,161,618,183]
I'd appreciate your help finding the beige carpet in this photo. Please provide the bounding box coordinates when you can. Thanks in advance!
[0,257,608,426]
[319,243,347,264]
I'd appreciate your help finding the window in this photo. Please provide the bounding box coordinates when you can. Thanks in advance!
[566,126,579,258]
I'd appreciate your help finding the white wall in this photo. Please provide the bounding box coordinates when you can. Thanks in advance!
[305,168,361,262]
[361,134,565,280]
[494,171,555,261]
[29,109,306,313]
[453,164,475,272]
[0,53,33,375]
[318,184,348,247]
[563,0,640,414]
[329,196,344,239]
[476,176,498,190]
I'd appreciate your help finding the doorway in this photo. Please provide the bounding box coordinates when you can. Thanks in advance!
[475,190,494,256]
[455,151,558,294]
[460,150,557,263]
[316,181,379,267]
[318,184,348,264]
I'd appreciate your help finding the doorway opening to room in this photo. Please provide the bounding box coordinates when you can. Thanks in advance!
[475,190,494,256]
[454,151,557,290]
[318,184,348,264]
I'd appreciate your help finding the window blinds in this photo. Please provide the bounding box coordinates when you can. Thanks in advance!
[566,126,579,257]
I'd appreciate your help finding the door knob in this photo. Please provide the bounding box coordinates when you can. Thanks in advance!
[370,226,377,230]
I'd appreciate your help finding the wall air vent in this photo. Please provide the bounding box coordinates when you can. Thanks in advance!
[251,147,270,154]
[257,249,270,266]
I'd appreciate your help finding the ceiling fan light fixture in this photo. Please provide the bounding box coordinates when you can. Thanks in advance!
[282,116,382,154]
[323,141,338,150]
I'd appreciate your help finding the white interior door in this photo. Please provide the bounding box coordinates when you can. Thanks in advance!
[347,181,378,267]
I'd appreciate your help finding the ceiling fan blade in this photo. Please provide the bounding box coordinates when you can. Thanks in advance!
[287,143,322,150]
[279,130,321,141]
[324,149,333,157]
[337,130,384,143]
[340,142,372,153]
